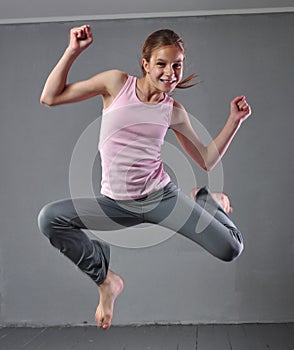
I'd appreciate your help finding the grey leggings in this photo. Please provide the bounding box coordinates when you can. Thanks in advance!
[37,182,243,285]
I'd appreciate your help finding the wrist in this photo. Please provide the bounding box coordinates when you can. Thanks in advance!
[228,114,242,130]
[64,46,81,59]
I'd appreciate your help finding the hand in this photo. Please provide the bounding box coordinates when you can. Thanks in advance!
[229,95,251,125]
[68,25,93,54]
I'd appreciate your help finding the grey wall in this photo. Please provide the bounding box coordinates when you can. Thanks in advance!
[2,0,294,23]
[0,13,293,326]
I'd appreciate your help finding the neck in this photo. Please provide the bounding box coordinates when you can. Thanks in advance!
[136,77,165,104]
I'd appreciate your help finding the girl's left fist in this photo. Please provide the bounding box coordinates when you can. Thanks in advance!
[230,95,251,123]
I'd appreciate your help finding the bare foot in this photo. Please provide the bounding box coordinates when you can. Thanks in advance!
[190,187,233,214]
[95,270,124,330]
[190,187,200,200]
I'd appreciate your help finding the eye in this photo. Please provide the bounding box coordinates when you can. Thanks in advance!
[173,63,182,69]
[156,61,165,67]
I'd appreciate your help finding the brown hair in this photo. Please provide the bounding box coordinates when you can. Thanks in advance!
[141,29,200,89]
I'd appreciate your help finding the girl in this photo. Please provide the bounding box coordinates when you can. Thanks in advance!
[38,25,251,330]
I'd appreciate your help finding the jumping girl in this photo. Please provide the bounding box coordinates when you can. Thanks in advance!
[38,25,251,330]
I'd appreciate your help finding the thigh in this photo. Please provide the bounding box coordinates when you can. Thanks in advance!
[144,188,242,260]
[145,188,238,234]
[43,195,144,231]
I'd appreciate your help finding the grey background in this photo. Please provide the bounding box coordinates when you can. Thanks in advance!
[0,13,293,326]
[1,0,293,22]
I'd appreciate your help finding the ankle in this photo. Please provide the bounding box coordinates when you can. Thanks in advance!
[98,272,112,289]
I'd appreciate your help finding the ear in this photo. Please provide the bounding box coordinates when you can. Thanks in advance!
[142,58,149,74]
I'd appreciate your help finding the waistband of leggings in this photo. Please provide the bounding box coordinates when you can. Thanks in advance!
[102,182,178,204]
[134,181,178,202]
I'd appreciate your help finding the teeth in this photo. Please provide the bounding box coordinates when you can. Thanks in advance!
[160,79,175,83]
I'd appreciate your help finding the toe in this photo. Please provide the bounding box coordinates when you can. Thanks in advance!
[95,309,103,328]
[102,314,112,330]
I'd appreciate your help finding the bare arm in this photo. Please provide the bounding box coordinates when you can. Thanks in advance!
[40,25,127,107]
[170,97,251,171]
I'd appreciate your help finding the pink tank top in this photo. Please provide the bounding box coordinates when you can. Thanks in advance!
[98,75,174,200]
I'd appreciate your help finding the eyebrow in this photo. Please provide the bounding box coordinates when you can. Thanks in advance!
[156,58,184,62]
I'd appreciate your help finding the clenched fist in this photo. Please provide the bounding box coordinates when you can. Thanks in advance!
[68,25,93,54]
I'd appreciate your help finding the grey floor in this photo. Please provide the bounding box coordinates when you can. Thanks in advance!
[0,324,293,350]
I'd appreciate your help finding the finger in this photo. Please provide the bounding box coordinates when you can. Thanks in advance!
[85,26,93,41]
[71,28,80,38]
[231,95,245,105]
[84,24,91,33]
[237,100,249,112]
[77,29,87,40]
[73,28,83,39]
[75,26,89,39]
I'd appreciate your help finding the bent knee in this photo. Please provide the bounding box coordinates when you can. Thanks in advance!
[222,241,244,262]
[221,226,244,262]
[37,203,57,239]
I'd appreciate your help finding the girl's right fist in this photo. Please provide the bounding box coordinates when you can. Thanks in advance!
[69,25,93,53]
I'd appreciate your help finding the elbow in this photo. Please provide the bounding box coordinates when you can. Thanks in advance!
[198,149,215,172]
[200,161,214,172]
[201,155,218,172]
[201,164,210,172]
[203,164,215,172]
[193,155,211,172]
[40,95,55,107]
[201,164,209,172]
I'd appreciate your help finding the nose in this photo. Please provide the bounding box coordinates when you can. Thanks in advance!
[164,65,173,76]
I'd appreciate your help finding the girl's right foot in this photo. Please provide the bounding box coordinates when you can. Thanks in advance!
[191,187,233,214]
[95,270,124,330]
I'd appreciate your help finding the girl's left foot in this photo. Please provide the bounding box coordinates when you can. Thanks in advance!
[191,187,233,214]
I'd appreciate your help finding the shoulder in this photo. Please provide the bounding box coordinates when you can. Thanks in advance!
[92,70,128,102]
[82,69,128,96]
[106,69,128,85]
[98,69,128,92]
[170,99,189,128]
[173,99,185,110]
[98,70,129,109]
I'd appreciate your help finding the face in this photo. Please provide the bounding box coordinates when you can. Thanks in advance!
[142,45,184,93]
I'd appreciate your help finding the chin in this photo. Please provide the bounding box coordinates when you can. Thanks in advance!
[166,85,177,93]
[160,83,177,93]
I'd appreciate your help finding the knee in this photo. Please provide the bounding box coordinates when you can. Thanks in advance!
[220,226,244,262]
[37,203,57,240]
[222,242,244,262]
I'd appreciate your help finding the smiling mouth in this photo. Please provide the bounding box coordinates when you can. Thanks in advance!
[160,79,176,84]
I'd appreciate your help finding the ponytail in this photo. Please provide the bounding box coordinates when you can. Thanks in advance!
[176,73,202,89]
